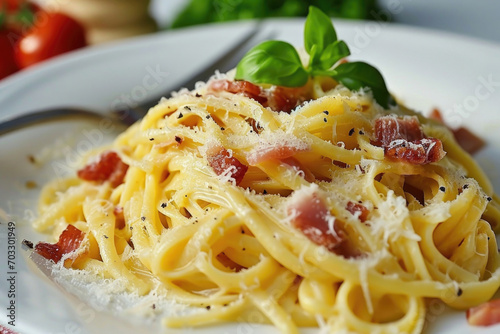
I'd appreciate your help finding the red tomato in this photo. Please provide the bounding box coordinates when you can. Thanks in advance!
[0,29,19,79]
[15,12,87,68]
[2,0,23,11]
[1,0,40,12]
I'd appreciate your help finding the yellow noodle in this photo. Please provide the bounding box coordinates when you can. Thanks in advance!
[33,77,500,333]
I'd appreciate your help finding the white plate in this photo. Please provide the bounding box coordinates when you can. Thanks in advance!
[1,19,500,334]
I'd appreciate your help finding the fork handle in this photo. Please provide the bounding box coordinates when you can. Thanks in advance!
[0,108,114,136]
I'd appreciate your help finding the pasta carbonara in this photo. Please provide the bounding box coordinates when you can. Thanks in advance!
[32,72,500,333]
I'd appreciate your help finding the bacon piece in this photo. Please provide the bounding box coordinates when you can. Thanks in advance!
[209,80,266,104]
[429,108,485,155]
[452,127,486,155]
[267,86,310,113]
[208,79,310,113]
[35,225,85,264]
[288,192,359,257]
[374,116,425,147]
[207,146,248,185]
[289,192,344,251]
[385,138,445,165]
[346,201,369,222]
[374,115,445,164]
[247,143,309,165]
[77,151,129,187]
[428,108,445,123]
[466,299,500,326]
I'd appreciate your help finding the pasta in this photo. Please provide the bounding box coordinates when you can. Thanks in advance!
[33,73,500,334]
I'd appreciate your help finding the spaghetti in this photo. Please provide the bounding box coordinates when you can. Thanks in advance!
[33,73,500,334]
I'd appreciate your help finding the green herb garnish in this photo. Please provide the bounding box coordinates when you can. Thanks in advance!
[171,0,382,29]
[235,6,395,109]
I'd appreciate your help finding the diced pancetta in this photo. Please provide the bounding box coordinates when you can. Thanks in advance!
[206,145,248,185]
[208,79,310,113]
[35,225,85,264]
[77,151,128,187]
[288,191,359,258]
[452,127,486,155]
[373,115,445,164]
[429,108,485,155]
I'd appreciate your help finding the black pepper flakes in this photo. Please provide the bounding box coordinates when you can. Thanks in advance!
[263,189,268,194]
[104,235,109,239]
[463,184,469,189]
[358,130,365,135]
[161,203,167,208]
[205,115,211,119]
[206,306,211,310]
[487,196,492,202]
[323,118,328,123]
[439,186,446,192]
[175,136,182,144]
[152,304,156,310]
[178,112,184,119]
[457,288,463,297]
[22,239,34,249]
[220,127,225,131]
[349,128,355,136]
[184,106,192,111]
[323,110,329,115]
[149,138,155,141]
[141,216,146,221]
[195,93,202,97]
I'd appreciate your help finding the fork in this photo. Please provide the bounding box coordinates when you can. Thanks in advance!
[0,23,271,136]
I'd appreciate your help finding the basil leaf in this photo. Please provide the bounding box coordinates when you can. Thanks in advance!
[235,40,309,87]
[315,40,350,70]
[304,6,337,56]
[332,61,394,108]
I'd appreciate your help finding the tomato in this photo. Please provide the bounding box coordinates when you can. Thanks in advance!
[1,0,39,12]
[15,12,87,68]
[0,29,19,79]
[1,0,22,12]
